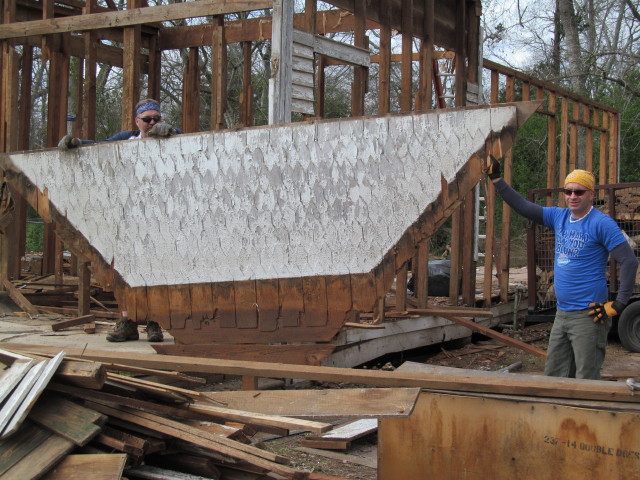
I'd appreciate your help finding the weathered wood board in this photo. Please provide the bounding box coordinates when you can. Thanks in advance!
[378,391,640,480]
[0,102,538,349]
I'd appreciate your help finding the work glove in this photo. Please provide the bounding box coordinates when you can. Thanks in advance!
[486,154,501,180]
[58,134,82,150]
[588,300,625,323]
[147,123,178,138]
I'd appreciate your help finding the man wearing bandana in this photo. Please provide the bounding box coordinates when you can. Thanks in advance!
[58,98,182,343]
[58,98,182,148]
[487,157,638,379]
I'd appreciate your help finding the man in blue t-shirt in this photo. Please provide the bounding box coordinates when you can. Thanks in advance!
[487,158,638,379]
[57,99,182,343]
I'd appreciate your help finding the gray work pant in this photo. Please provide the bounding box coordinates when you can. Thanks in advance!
[544,307,611,380]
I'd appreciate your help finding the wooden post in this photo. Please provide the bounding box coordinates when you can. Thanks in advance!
[269,0,293,125]
[546,92,557,206]
[449,209,461,305]
[559,96,569,205]
[415,240,429,309]
[396,263,408,311]
[240,41,252,126]
[599,111,609,188]
[182,47,200,133]
[461,191,476,306]
[608,112,618,184]
[378,0,391,115]
[569,101,578,171]
[121,0,141,131]
[400,0,413,113]
[454,0,466,107]
[82,0,97,140]
[351,0,366,117]
[78,260,91,316]
[417,0,434,110]
[499,76,515,302]
[211,15,227,130]
[147,33,161,101]
[584,105,592,172]
[482,177,495,307]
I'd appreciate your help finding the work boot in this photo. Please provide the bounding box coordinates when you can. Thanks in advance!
[146,321,164,342]
[106,319,139,342]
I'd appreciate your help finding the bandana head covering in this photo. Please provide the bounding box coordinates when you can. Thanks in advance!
[136,100,161,115]
[564,169,595,191]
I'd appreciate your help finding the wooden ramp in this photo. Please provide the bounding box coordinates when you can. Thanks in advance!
[0,102,539,363]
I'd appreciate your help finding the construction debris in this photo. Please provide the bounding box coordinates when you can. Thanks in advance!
[0,346,416,480]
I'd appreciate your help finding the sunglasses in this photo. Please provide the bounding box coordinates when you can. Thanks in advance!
[563,189,588,197]
[138,115,161,123]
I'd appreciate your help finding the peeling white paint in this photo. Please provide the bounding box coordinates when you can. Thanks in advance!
[7,105,517,287]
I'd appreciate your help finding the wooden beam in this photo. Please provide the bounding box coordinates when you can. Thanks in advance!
[377,0,391,115]
[269,0,293,125]
[6,344,638,404]
[51,314,94,331]
[400,0,413,113]
[2,278,38,315]
[0,0,272,39]
[438,313,546,359]
[210,16,226,130]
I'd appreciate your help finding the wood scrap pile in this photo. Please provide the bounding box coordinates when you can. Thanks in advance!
[2,275,119,319]
[1,347,375,480]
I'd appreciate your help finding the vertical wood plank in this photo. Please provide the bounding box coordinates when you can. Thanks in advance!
[482,177,495,306]
[499,78,515,302]
[269,0,292,125]
[147,285,171,330]
[608,112,618,184]
[147,33,161,101]
[400,0,413,113]
[182,47,200,133]
[256,278,278,332]
[454,0,466,107]
[316,54,326,118]
[211,15,227,130]
[559,96,569,205]
[240,41,253,127]
[396,262,408,311]
[569,101,578,171]
[448,208,461,304]
[417,0,434,111]
[190,283,214,330]
[351,273,377,314]
[546,92,557,206]
[78,260,90,316]
[599,111,609,188]
[82,0,97,139]
[351,0,366,117]
[302,276,328,327]
[168,284,191,330]
[135,285,149,324]
[121,0,141,132]
[584,105,593,172]
[490,69,499,104]
[211,281,236,328]
[462,190,476,306]
[415,240,429,308]
[326,275,352,327]
[54,234,63,285]
[378,0,391,115]
[278,277,303,327]
[234,280,258,329]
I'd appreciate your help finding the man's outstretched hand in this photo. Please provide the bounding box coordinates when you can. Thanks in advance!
[148,123,178,138]
[486,155,502,180]
[589,301,625,323]
[58,134,81,151]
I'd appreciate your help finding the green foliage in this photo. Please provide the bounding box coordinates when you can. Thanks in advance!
[25,222,43,253]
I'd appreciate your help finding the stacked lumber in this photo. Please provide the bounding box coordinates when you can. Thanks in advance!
[0,349,331,479]
[3,275,119,319]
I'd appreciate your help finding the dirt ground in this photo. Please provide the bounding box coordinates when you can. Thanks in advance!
[256,322,640,480]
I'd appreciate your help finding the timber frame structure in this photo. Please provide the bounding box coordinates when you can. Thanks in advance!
[0,0,620,365]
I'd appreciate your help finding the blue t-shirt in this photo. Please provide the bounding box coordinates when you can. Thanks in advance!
[543,207,626,311]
